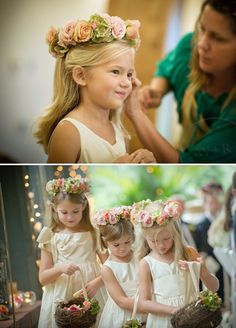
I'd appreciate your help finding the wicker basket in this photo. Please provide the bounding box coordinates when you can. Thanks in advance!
[54,270,100,328]
[171,297,222,328]
[55,296,97,328]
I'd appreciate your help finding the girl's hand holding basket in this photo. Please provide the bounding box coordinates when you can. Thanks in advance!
[121,292,145,328]
[55,269,100,328]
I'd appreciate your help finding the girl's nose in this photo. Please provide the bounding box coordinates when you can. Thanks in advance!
[120,76,132,88]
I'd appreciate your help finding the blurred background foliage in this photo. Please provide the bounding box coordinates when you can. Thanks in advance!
[88,165,235,210]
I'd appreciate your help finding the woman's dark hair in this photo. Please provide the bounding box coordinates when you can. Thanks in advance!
[202,0,236,34]
[232,171,236,189]
[224,186,234,231]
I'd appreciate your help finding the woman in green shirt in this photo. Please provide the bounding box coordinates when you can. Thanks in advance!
[125,0,236,163]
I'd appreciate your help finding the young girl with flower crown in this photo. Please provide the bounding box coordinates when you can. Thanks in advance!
[37,177,108,328]
[94,206,146,328]
[132,199,219,328]
[34,13,156,164]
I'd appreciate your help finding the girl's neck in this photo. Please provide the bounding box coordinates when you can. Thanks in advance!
[151,249,174,264]
[109,250,133,263]
[73,103,111,125]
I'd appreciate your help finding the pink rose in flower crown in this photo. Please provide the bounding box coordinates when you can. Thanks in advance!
[111,16,126,39]
[46,26,58,45]
[162,200,183,220]
[74,20,92,43]
[94,210,107,226]
[156,214,169,226]
[58,21,76,47]
[125,20,141,40]
[108,212,118,224]
[57,178,64,188]
[139,210,153,227]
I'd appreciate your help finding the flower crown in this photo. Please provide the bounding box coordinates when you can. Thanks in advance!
[94,205,132,226]
[131,199,184,228]
[46,13,141,58]
[46,177,89,197]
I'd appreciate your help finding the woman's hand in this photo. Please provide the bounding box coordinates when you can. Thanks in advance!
[54,262,80,275]
[123,77,142,120]
[130,149,157,163]
[138,85,163,111]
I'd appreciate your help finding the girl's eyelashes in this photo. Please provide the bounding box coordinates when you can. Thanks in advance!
[111,69,119,75]
[110,69,134,79]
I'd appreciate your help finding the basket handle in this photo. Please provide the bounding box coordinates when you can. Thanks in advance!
[131,290,139,320]
[184,261,201,305]
[79,269,89,302]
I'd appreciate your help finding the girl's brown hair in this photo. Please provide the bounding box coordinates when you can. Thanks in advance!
[98,219,135,249]
[49,192,97,249]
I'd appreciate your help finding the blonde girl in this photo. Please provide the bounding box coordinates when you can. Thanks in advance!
[133,199,219,328]
[34,13,156,164]
[37,177,108,328]
[94,206,146,328]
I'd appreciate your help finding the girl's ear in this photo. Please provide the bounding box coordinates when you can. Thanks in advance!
[72,66,87,86]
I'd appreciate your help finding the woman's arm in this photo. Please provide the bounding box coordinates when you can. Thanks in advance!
[124,82,179,163]
[39,249,79,286]
[138,259,177,315]
[101,265,135,311]
[138,77,170,111]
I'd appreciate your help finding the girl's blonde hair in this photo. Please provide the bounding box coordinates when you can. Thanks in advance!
[98,219,135,249]
[34,40,134,153]
[177,0,236,150]
[49,192,97,249]
[135,220,191,264]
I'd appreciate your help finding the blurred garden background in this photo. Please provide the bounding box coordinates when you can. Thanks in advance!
[88,165,235,210]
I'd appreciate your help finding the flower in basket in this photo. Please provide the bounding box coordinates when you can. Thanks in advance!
[197,290,222,312]
[121,318,143,328]
[55,296,100,328]
[63,298,100,315]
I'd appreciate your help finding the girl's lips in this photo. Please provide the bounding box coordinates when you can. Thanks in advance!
[115,91,127,98]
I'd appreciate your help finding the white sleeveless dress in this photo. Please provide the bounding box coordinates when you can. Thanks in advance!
[61,118,126,163]
[144,255,200,328]
[98,257,146,328]
[37,227,107,328]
